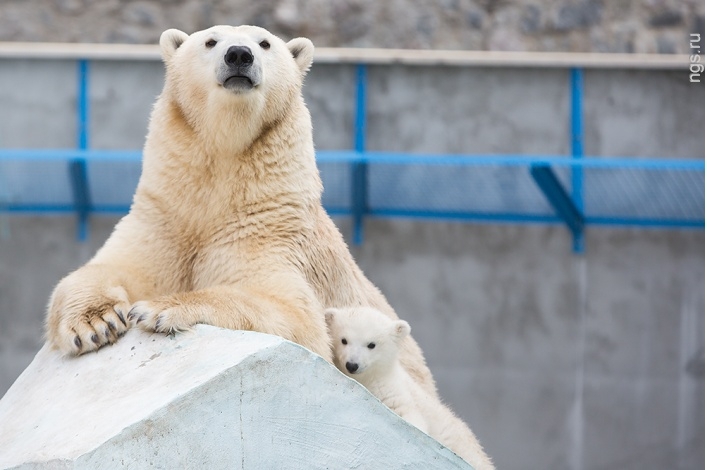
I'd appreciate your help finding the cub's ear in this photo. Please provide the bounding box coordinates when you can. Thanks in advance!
[287,37,314,75]
[392,320,411,340]
[324,308,340,326]
[160,29,189,62]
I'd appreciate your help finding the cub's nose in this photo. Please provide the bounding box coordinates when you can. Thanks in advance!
[225,46,254,67]
[345,362,359,373]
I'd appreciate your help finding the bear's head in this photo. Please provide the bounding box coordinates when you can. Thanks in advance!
[157,25,314,147]
[324,307,411,379]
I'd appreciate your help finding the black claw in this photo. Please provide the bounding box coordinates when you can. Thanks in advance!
[107,321,117,332]
[91,334,100,345]
[74,336,82,350]
[136,314,145,325]
[104,328,112,340]
[119,310,129,325]
[127,306,139,322]
[155,317,162,331]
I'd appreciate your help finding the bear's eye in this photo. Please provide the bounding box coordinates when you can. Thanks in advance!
[341,338,347,345]
[259,40,271,50]
[205,39,217,48]
[367,343,376,349]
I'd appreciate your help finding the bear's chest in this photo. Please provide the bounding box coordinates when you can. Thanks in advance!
[181,214,309,290]
[188,241,248,289]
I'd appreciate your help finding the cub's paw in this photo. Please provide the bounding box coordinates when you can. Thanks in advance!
[48,285,132,356]
[127,299,194,335]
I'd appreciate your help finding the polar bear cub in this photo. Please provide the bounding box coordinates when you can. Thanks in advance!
[325,307,494,470]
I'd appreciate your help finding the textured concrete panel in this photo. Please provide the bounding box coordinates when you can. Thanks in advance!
[305,63,357,151]
[584,70,705,159]
[0,60,76,149]
[366,66,569,155]
[582,376,704,470]
[433,368,578,470]
[584,229,705,380]
[0,326,471,470]
[90,61,164,150]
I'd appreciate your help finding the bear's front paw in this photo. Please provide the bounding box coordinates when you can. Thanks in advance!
[128,299,194,334]
[48,285,132,356]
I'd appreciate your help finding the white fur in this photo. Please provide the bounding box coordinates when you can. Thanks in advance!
[325,307,494,470]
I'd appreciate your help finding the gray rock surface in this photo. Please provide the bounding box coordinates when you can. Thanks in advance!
[0,0,703,54]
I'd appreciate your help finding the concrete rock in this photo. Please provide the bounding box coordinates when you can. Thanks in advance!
[648,9,684,28]
[0,0,703,53]
[553,0,603,31]
[521,5,543,34]
[0,326,471,470]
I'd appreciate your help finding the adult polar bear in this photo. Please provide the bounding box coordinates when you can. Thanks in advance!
[46,25,437,396]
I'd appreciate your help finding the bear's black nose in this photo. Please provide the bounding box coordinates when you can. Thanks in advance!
[225,46,254,67]
[345,362,359,373]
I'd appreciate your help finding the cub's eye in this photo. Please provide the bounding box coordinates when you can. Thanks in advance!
[259,40,271,50]
[367,343,376,349]
[205,39,217,48]
[341,338,347,345]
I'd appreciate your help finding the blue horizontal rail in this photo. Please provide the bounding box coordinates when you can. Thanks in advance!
[1,149,703,170]
[0,149,143,161]
[315,151,705,170]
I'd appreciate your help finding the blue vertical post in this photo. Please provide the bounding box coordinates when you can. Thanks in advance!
[570,67,585,254]
[77,60,90,151]
[71,59,91,241]
[351,64,368,245]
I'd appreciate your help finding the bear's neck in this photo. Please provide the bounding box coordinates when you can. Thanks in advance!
[357,358,404,389]
[139,94,322,214]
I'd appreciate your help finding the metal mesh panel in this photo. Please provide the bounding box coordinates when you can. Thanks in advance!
[367,162,557,217]
[582,166,704,222]
[87,160,141,209]
[0,152,703,230]
[0,160,73,208]
[318,160,351,213]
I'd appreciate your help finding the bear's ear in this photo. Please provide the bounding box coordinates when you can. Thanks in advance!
[392,320,411,340]
[160,29,189,62]
[287,37,314,75]
[324,308,339,326]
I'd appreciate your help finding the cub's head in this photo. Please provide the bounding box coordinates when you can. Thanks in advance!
[324,307,411,379]
[158,25,314,131]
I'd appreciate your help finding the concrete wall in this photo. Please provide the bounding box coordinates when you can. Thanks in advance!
[0,58,704,470]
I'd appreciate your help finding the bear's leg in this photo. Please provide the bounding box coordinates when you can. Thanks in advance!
[128,273,332,360]
[46,263,154,355]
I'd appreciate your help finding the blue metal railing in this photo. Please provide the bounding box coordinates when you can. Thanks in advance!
[0,60,704,253]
